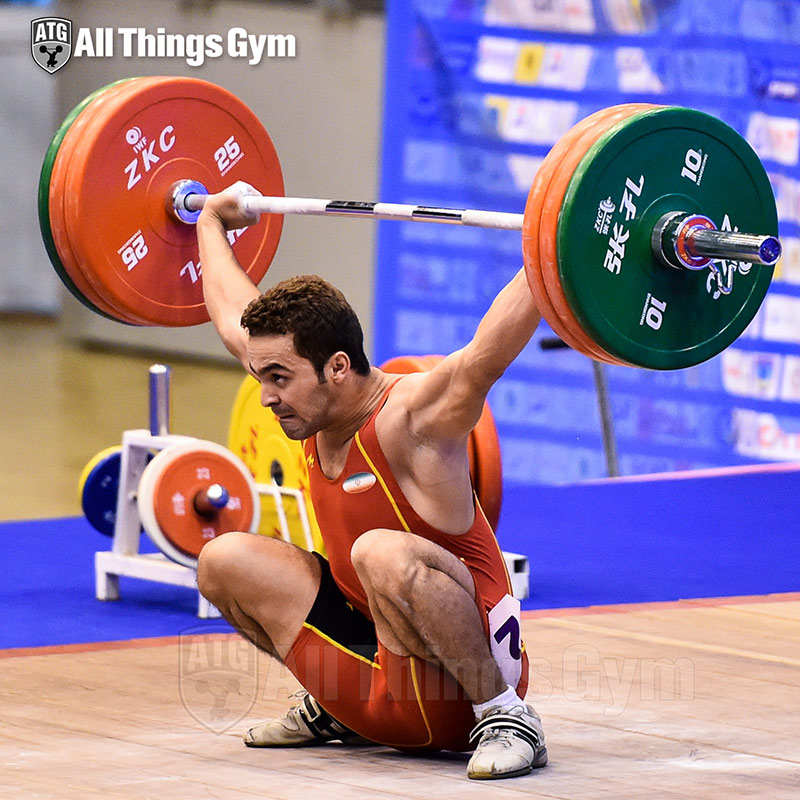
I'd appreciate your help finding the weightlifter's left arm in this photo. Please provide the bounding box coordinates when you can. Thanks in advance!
[393,268,542,444]
[196,184,263,365]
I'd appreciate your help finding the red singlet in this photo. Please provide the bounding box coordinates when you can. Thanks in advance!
[284,378,527,751]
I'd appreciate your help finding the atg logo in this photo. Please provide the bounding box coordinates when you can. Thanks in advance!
[31,17,72,74]
[179,626,260,735]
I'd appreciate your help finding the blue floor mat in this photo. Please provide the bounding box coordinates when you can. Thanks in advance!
[3,467,798,649]
[499,469,800,608]
[1,517,216,649]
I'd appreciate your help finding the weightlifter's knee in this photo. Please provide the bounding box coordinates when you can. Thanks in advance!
[351,529,417,595]
[197,530,253,605]
[197,532,320,610]
[351,529,474,604]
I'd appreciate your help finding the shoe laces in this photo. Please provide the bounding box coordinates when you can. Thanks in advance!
[478,726,518,749]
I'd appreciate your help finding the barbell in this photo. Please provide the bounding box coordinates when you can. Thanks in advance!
[39,76,780,369]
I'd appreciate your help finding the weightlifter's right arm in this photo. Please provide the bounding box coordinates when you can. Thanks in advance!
[196,185,263,365]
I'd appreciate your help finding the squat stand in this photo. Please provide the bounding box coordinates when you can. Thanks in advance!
[94,365,219,618]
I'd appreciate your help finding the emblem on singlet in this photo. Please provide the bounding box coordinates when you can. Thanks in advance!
[342,472,377,494]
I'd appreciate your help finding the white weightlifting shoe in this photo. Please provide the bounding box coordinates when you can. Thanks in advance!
[244,691,371,747]
[467,703,548,780]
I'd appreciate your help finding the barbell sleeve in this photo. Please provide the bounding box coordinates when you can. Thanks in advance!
[687,228,781,266]
[652,211,781,269]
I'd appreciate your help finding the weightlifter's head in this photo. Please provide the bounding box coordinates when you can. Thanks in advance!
[241,275,371,437]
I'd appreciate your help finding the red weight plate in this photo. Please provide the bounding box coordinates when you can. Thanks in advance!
[150,446,257,559]
[538,104,658,364]
[470,401,502,531]
[40,78,139,322]
[523,105,655,363]
[49,78,169,323]
[64,77,284,326]
[379,354,502,529]
[523,106,624,362]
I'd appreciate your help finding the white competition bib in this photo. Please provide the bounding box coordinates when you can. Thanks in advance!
[487,593,523,688]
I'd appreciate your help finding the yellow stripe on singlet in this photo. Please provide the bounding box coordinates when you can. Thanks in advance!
[354,431,411,532]
[354,421,514,599]
[302,622,381,669]
[409,656,434,748]
[304,628,435,749]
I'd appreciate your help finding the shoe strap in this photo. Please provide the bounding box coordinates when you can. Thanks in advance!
[298,694,355,741]
[469,712,542,751]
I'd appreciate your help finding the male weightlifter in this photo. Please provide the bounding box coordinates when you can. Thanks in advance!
[195,183,547,780]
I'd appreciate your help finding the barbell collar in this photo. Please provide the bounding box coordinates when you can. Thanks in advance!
[170,180,208,224]
[193,483,230,516]
[653,211,781,271]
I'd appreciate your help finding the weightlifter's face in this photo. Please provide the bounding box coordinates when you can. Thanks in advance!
[247,332,333,440]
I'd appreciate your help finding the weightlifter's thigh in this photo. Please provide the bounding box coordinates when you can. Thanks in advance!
[197,532,321,660]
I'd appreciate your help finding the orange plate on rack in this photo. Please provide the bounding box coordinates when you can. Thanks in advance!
[137,440,260,568]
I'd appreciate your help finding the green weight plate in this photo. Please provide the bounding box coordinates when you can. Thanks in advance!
[38,78,134,322]
[557,107,777,370]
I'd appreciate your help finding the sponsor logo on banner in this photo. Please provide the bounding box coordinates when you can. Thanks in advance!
[476,36,519,84]
[32,21,295,71]
[538,44,593,91]
[507,154,544,192]
[616,47,665,93]
[773,235,800,285]
[484,0,596,34]
[746,112,800,166]
[603,0,650,33]
[476,38,592,91]
[779,355,800,402]
[770,173,800,226]
[489,96,579,145]
[762,294,800,344]
[751,59,800,101]
[721,349,781,400]
[31,17,72,73]
[733,408,800,460]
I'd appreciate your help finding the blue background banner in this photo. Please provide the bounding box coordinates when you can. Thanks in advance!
[375,0,800,485]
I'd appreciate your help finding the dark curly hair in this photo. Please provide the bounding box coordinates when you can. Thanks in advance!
[240,275,370,380]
